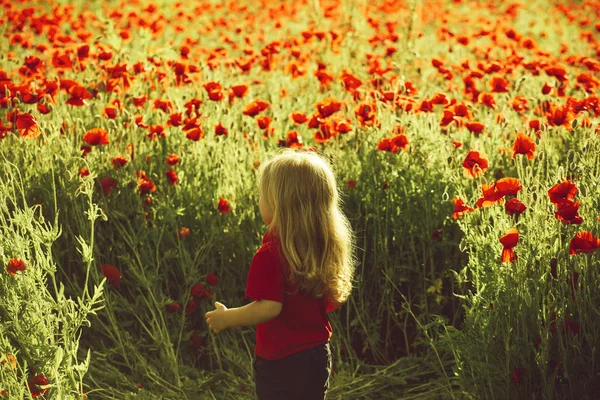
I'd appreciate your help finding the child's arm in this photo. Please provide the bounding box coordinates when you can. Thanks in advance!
[225,299,282,328]
[205,299,282,333]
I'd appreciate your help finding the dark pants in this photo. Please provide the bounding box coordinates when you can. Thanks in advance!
[253,342,332,400]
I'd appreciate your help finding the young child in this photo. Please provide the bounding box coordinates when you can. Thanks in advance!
[205,148,357,400]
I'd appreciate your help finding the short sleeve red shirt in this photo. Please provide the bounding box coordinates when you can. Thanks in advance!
[245,230,334,360]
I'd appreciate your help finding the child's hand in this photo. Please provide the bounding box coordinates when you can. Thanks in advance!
[205,301,228,334]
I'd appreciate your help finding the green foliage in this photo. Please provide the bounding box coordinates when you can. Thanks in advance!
[0,162,103,399]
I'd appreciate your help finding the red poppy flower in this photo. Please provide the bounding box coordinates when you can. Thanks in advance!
[284,131,303,148]
[545,66,568,82]
[462,150,489,178]
[185,298,198,314]
[215,123,228,136]
[377,134,409,154]
[185,126,204,141]
[529,120,541,131]
[206,272,219,286]
[132,95,147,108]
[315,122,335,144]
[177,227,190,239]
[242,99,270,116]
[231,84,249,98]
[505,198,527,216]
[476,183,505,208]
[165,302,180,313]
[100,177,118,196]
[569,231,600,255]
[136,171,156,196]
[546,104,572,128]
[7,258,26,276]
[490,76,509,92]
[203,81,223,101]
[103,106,117,119]
[153,99,173,113]
[315,98,343,118]
[555,200,583,224]
[147,124,165,141]
[256,116,272,130]
[499,228,519,263]
[354,103,378,127]
[511,96,529,113]
[495,178,523,197]
[419,99,433,113]
[452,198,474,219]
[79,167,90,177]
[430,93,449,106]
[290,111,308,124]
[111,155,127,170]
[512,132,536,160]
[477,92,496,109]
[465,121,485,136]
[102,264,122,288]
[16,113,40,138]
[190,283,205,297]
[334,119,352,134]
[218,197,231,214]
[66,84,92,106]
[28,373,49,397]
[166,153,180,165]
[167,113,183,127]
[542,81,554,95]
[83,128,109,146]
[315,70,334,86]
[165,169,178,185]
[340,70,362,92]
[548,180,578,205]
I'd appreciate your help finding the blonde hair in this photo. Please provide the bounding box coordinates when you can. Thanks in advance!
[257,148,357,305]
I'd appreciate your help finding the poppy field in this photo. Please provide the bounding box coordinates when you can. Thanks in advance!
[1,0,600,398]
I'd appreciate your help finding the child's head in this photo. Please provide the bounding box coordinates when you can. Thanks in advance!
[256,148,357,303]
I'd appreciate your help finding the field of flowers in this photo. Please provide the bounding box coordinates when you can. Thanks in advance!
[1,0,600,398]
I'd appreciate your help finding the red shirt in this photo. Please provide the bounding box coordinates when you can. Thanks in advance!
[245,230,338,360]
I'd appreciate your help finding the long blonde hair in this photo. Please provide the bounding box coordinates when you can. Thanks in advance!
[257,148,357,305]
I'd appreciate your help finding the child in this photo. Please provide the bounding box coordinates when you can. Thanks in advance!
[205,148,357,400]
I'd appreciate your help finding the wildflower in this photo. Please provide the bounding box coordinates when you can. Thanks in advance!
[16,113,40,138]
[452,198,474,219]
[166,153,180,165]
[165,302,180,313]
[512,132,536,160]
[206,272,219,286]
[505,198,527,216]
[243,99,270,117]
[218,197,231,214]
[7,258,26,276]
[548,180,577,205]
[83,128,109,146]
[100,177,118,196]
[112,155,127,170]
[28,374,49,397]
[569,231,600,255]
[102,264,122,288]
[499,228,519,263]
[555,200,583,224]
[165,169,178,185]
[462,150,489,178]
